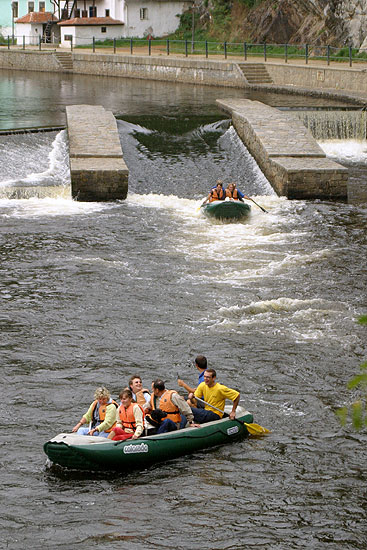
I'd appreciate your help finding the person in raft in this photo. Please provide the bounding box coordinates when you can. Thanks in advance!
[178,354,207,408]
[108,388,144,441]
[145,379,197,431]
[72,386,118,437]
[128,374,151,408]
[202,180,225,205]
[188,368,240,424]
[225,182,249,202]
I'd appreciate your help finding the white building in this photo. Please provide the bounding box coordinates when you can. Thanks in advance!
[58,16,124,46]
[57,0,191,42]
[15,11,58,44]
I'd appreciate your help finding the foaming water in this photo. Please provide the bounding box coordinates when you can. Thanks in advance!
[319,138,367,163]
[0,130,70,199]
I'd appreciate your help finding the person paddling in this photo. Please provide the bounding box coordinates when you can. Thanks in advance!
[188,368,240,424]
[225,182,249,203]
[202,181,225,206]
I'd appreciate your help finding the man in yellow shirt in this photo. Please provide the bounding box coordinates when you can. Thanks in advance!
[188,368,240,424]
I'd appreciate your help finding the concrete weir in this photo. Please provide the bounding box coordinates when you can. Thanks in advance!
[216,99,348,200]
[66,105,128,201]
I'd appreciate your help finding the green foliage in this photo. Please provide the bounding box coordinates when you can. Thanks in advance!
[337,315,367,431]
[335,47,367,60]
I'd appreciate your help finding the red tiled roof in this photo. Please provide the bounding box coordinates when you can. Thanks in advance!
[16,12,57,24]
[58,17,124,26]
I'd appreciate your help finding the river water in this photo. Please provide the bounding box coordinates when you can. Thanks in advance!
[1,70,367,550]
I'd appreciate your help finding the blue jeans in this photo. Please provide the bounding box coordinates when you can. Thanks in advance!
[157,419,177,433]
[191,408,221,424]
[76,427,109,437]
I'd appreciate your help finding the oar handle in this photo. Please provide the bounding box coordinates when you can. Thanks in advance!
[194,395,223,414]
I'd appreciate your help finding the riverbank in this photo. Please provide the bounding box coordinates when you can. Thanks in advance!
[1,48,367,105]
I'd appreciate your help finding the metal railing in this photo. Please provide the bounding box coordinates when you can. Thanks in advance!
[1,35,367,66]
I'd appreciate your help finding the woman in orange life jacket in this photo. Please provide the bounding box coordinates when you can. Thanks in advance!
[107,388,145,441]
[128,374,151,408]
[202,180,225,206]
[225,182,249,202]
[72,386,118,437]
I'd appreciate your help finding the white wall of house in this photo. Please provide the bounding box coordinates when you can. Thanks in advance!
[15,22,41,44]
[123,0,190,37]
[59,23,124,46]
[58,0,190,38]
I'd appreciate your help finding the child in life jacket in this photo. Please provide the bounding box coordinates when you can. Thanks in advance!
[108,388,144,441]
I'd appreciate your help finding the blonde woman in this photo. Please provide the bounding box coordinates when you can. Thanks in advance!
[72,387,118,437]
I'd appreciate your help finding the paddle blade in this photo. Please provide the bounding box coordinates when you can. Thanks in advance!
[244,422,271,436]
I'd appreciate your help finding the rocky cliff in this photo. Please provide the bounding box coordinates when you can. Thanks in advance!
[202,0,367,48]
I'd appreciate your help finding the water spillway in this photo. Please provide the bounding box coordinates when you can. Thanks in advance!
[66,104,129,201]
[296,109,367,140]
[217,99,348,200]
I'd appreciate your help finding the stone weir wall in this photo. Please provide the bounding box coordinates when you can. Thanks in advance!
[66,104,128,201]
[216,98,348,200]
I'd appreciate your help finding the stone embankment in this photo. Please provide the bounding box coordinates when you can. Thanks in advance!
[66,105,128,201]
[1,49,367,104]
[217,99,348,199]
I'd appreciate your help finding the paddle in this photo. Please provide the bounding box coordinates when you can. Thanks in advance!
[193,396,270,436]
[196,199,207,212]
[244,195,268,213]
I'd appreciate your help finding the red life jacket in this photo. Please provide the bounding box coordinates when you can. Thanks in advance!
[150,389,181,423]
[209,188,225,202]
[118,402,145,431]
[91,399,118,432]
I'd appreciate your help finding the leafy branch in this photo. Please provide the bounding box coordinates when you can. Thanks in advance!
[336,315,367,430]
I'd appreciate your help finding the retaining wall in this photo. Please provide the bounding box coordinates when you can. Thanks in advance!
[1,49,367,101]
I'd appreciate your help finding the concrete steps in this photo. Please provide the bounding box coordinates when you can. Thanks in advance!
[54,52,73,71]
[237,63,273,84]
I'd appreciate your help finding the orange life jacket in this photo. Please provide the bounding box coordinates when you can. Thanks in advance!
[225,188,238,199]
[134,388,150,407]
[118,403,145,431]
[209,188,225,202]
[91,399,118,432]
[150,389,181,424]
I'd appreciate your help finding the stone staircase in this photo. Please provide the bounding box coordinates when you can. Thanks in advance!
[237,63,273,84]
[54,51,74,72]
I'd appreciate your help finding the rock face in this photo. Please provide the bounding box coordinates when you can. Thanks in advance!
[239,0,367,47]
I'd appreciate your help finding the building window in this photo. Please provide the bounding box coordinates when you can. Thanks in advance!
[28,1,34,12]
[140,8,148,19]
[39,1,45,11]
[101,26,106,33]
[105,9,110,16]
[12,2,18,17]
[89,6,97,17]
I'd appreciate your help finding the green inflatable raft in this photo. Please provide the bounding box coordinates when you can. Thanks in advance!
[44,407,253,471]
[201,200,251,221]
